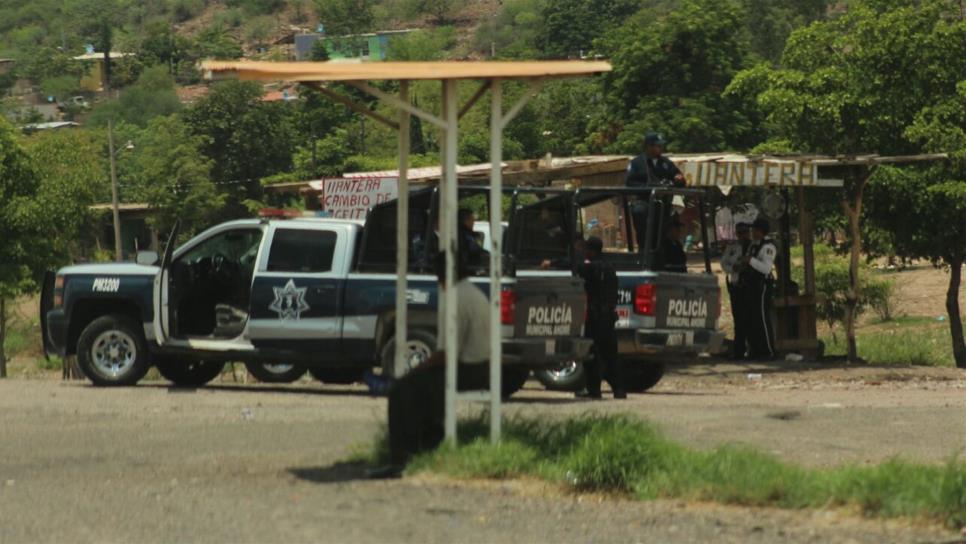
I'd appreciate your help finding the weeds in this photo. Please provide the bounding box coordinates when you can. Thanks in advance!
[394,414,966,529]
[822,322,959,366]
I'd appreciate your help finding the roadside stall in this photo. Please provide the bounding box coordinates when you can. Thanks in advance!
[201,60,611,443]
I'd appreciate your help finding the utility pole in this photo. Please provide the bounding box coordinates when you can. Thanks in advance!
[108,118,122,262]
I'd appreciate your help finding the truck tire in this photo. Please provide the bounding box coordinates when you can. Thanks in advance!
[380,329,436,376]
[245,362,307,383]
[307,367,365,384]
[155,359,225,387]
[534,360,586,391]
[501,367,531,398]
[76,314,151,386]
[623,362,665,393]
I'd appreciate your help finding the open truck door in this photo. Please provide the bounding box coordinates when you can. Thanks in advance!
[152,221,180,345]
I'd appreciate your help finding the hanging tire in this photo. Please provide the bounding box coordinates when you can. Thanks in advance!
[380,329,437,376]
[623,362,665,393]
[307,367,366,384]
[534,360,586,391]
[245,362,307,383]
[155,359,225,387]
[76,314,151,386]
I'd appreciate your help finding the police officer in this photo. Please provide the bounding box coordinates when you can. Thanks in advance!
[656,214,688,273]
[720,222,752,359]
[626,132,685,251]
[458,208,487,268]
[739,217,777,361]
[577,237,625,399]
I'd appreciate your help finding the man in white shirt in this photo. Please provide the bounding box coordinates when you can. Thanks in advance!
[738,217,777,360]
[720,222,751,359]
[372,251,490,478]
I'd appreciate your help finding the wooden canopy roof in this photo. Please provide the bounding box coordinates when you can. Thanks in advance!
[201,60,612,82]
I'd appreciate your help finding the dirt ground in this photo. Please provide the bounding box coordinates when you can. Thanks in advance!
[3,365,965,544]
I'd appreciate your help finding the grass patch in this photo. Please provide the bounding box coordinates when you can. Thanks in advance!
[35,355,62,371]
[389,414,966,529]
[2,319,34,356]
[822,321,959,366]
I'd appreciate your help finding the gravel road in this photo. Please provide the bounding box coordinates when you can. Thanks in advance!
[1,365,964,543]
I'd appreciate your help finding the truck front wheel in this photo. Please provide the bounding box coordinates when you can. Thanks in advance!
[245,362,307,383]
[76,315,151,386]
[155,359,225,387]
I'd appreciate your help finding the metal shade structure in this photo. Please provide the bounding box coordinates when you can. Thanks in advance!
[202,59,611,442]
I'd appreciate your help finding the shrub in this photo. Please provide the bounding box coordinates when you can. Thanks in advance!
[863,277,896,322]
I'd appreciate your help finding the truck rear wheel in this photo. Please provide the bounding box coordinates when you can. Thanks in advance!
[155,360,225,387]
[245,362,306,383]
[534,360,586,391]
[623,362,665,393]
[76,315,151,386]
[308,367,365,384]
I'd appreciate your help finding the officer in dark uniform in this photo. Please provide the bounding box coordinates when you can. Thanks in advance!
[739,217,777,360]
[458,208,487,268]
[656,214,688,273]
[577,237,625,399]
[625,132,685,252]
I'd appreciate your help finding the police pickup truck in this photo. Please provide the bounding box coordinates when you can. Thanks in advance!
[504,187,725,392]
[41,214,591,394]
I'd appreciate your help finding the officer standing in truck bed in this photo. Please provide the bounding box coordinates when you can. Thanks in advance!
[625,132,686,251]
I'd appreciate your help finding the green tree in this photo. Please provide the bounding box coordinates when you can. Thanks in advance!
[540,0,641,59]
[0,119,99,376]
[594,0,753,153]
[865,82,966,367]
[315,0,374,35]
[733,0,966,363]
[87,65,183,128]
[127,115,225,236]
[194,25,244,60]
[183,80,297,218]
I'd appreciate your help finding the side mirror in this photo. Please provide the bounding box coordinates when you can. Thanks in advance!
[136,251,159,266]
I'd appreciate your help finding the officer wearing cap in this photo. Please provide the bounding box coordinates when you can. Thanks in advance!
[626,132,685,188]
[577,237,624,399]
[626,132,685,252]
[738,217,777,360]
[721,221,752,359]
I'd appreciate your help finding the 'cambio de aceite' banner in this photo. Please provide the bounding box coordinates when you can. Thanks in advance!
[308,177,398,219]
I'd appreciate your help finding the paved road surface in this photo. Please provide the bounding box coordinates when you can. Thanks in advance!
[1,366,963,543]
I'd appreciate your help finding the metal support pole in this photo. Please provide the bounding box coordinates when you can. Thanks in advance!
[488,79,504,443]
[108,118,122,262]
[393,81,411,378]
[442,79,459,443]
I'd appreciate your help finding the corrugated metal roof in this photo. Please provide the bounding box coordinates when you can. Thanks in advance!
[202,60,612,82]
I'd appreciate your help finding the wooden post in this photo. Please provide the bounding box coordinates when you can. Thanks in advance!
[0,297,7,378]
[841,166,872,363]
[797,188,816,297]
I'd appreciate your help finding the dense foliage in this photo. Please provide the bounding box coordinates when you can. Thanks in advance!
[1,0,964,365]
